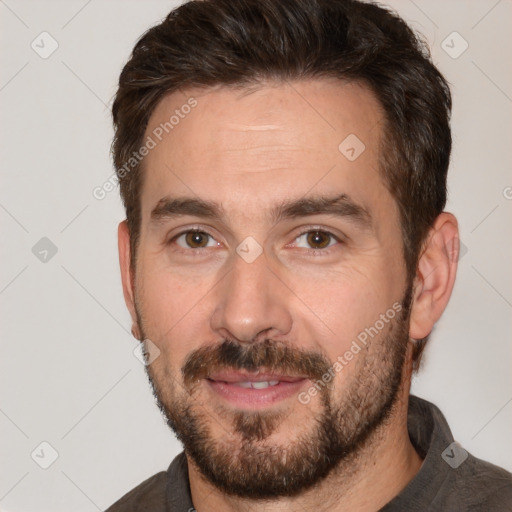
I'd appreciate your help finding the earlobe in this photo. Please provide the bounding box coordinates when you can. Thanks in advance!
[118,221,139,338]
[409,213,459,340]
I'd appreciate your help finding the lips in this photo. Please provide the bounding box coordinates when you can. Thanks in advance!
[207,370,306,385]
[206,370,308,408]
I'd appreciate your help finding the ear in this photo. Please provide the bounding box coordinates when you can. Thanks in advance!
[409,212,459,340]
[118,220,141,340]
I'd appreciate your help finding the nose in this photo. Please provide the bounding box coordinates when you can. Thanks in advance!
[210,248,293,344]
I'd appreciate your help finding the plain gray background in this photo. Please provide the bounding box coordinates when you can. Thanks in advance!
[1,0,511,510]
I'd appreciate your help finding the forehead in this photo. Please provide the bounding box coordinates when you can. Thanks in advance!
[140,78,388,216]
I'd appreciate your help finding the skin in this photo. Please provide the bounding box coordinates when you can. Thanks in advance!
[118,78,460,511]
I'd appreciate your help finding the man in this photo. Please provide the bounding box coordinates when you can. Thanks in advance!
[106,0,512,510]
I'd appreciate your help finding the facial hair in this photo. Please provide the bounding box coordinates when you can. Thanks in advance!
[138,286,413,500]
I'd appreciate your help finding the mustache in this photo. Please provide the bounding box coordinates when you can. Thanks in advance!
[182,339,332,388]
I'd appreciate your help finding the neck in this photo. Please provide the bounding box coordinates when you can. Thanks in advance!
[188,361,423,512]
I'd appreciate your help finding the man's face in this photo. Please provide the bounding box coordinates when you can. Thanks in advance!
[129,79,412,497]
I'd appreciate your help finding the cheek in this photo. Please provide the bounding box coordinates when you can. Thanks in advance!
[290,265,399,360]
[138,253,205,320]
[135,259,218,362]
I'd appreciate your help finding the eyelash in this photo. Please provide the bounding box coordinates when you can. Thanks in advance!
[167,226,343,256]
[168,228,219,254]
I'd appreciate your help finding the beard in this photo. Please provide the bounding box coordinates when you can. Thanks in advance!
[137,285,413,500]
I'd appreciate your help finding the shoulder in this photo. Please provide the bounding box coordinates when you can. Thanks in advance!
[385,396,512,511]
[454,453,512,510]
[105,452,192,511]
[105,471,168,512]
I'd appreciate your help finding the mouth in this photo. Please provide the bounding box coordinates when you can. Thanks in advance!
[205,370,308,409]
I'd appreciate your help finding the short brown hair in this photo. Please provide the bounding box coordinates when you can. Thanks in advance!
[112,0,452,368]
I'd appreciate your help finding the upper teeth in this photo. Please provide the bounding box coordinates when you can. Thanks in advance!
[235,380,279,389]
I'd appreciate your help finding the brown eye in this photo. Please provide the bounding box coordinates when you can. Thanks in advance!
[306,231,332,249]
[293,230,338,251]
[184,231,209,248]
[173,230,216,249]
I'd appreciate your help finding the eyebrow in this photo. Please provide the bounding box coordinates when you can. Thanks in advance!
[150,193,372,229]
[271,194,372,228]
